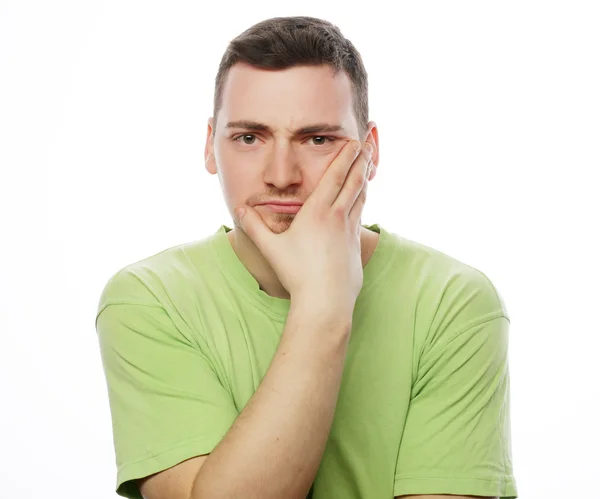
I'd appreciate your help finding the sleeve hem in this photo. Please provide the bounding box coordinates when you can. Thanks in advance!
[116,434,226,499]
[393,474,518,499]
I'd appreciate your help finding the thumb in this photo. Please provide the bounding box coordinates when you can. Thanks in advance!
[236,206,273,253]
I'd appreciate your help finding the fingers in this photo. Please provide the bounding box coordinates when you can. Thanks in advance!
[332,142,372,216]
[310,140,363,208]
[348,167,369,227]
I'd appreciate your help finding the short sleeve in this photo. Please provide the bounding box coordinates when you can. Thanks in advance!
[95,275,239,499]
[394,315,518,499]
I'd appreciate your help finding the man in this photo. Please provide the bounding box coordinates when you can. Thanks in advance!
[95,16,518,499]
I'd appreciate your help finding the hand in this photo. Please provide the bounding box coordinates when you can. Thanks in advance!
[235,139,373,307]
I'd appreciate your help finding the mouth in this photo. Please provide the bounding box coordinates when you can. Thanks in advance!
[258,203,302,214]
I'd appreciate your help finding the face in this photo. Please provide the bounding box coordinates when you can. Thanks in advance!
[204,62,378,235]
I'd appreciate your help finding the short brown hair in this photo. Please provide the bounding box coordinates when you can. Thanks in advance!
[212,16,369,138]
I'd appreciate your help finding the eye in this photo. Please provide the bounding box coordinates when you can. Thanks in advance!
[309,136,335,146]
[231,134,336,146]
[232,134,259,145]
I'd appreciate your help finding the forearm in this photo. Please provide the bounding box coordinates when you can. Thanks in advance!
[191,297,353,499]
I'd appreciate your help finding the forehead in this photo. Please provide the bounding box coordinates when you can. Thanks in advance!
[218,62,356,131]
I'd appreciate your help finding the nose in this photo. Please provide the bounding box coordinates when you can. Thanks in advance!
[262,145,303,189]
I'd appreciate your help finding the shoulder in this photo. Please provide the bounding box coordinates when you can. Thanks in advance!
[96,238,211,319]
[392,232,509,320]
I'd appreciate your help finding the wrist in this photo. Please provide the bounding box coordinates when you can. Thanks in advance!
[290,293,355,328]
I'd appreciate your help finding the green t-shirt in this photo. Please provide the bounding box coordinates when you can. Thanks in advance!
[95,223,518,499]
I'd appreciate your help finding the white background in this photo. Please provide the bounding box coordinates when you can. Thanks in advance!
[1,1,599,497]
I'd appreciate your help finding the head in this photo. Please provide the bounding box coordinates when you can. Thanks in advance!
[204,16,379,235]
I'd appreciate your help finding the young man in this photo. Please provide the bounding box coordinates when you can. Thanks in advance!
[96,16,518,499]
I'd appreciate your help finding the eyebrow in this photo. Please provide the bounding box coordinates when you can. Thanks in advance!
[224,120,346,136]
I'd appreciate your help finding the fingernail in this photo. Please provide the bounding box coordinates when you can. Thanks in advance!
[364,143,373,155]
[352,140,362,152]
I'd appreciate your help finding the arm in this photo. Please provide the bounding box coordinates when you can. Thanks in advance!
[393,311,516,499]
[190,295,353,499]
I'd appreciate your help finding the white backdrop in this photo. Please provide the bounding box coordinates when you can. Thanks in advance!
[1,1,599,497]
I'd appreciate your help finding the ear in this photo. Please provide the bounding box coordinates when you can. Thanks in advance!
[364,121,379,181]
[205,117,217,175]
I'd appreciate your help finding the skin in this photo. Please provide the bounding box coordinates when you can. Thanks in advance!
[204,62,380,300]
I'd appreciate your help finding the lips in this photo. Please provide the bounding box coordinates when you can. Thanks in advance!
[259,203,302,214]
[258,201,303,206]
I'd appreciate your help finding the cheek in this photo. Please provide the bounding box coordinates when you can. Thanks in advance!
[219,168,249,199]
[302,170,328,196]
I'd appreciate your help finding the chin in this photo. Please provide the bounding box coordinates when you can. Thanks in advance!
[265,214,295,234]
